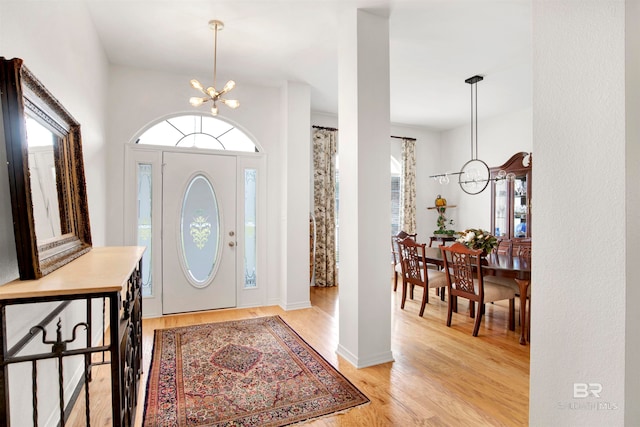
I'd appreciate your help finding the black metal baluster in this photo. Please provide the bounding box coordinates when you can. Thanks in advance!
[58,354,65,427]
[32,360,38,427]
[110,294,123,427]
[86,297,92,381]
[27,318,88,427]
[85,297,92,424]
[136,263,143,380]
[0,304,10,425]
[101,297,106,364]
[84,354,91,425]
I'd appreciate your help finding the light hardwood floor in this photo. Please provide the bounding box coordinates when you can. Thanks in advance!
[68,284,530,426]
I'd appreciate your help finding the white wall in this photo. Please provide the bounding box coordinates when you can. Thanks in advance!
[625,0,640,422]
[0,1,109,424]
[531,1,629,425]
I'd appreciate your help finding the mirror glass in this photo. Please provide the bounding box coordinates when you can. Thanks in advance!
[25,116,63,243]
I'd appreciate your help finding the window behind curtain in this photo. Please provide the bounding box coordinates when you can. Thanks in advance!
[391,175,401,237]
[331,155,401,266]
[390,155,402,237]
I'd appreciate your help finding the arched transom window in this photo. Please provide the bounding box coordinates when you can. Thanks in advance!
[136,114,258,152]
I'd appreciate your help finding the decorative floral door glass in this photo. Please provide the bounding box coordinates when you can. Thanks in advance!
[244,169,257,288]
[137,163,153,296]
[180,174,220,287]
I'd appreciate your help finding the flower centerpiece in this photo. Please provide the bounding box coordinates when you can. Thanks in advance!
[456,228,498,255]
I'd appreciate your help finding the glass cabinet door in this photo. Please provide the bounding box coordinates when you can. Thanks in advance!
[512,175,528,238]
[490,152,532,240]
[493,180,508,238]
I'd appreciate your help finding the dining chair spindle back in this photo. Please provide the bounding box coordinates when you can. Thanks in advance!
[397,237,448,317]
[441,243,516,336]
[392,231,417,291]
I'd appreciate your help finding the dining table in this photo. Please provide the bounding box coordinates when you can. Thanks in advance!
[422,246,532,345]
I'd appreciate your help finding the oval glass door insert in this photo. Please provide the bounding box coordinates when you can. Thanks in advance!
[180,174,220,287]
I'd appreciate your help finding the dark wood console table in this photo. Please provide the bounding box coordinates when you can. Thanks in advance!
[0,246,144,426]
[429,235,457,247]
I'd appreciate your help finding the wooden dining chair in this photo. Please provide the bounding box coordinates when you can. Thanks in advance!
[512,238,531,257]
[484,239,532,339]
[495,238,512,255]
[396,237,448,317]
[512,238,531,339]
[441,243,516,336]
[391,231,417,291]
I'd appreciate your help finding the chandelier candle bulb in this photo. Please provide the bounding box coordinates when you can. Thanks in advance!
[189,97,205,107]
[223,99,240,108]
[222,80,236,93]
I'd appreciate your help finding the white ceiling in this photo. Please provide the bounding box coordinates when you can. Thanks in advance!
[86,0,532,131]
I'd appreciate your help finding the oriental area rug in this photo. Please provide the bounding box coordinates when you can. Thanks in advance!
[143,315,369,426]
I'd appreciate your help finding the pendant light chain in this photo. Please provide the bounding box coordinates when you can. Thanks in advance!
[467,75,481,161]
[474,81,478,160]
[430,74,492,195]
[470,82,474,160]
[213,21,218,90]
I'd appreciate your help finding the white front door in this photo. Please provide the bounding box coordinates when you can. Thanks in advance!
[162,151,237,314]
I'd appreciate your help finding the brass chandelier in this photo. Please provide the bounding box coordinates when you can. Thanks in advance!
[189,20,239,115]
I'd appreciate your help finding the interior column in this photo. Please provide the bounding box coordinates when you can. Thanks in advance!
[281,81,312,310]
[336,9,393,368]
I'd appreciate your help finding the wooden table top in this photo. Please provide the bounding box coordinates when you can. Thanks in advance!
[423,246,531,278]
[0,246,145,300]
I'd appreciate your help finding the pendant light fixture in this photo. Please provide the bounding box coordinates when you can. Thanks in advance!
[430,74,491,195]
[189,20,239,116]
[458,75,490,195]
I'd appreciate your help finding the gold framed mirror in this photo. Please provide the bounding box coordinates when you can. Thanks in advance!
[1,57,91,280]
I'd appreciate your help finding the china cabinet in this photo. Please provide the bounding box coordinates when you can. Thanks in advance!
[490,152,532,239]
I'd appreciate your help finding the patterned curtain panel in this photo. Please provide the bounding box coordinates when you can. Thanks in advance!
[401,138,417,234]
[312,129,338,287]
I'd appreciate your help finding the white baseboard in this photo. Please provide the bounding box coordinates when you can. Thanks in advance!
[336,344,394,369]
